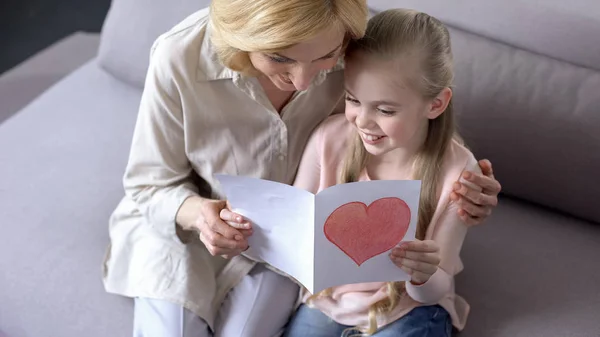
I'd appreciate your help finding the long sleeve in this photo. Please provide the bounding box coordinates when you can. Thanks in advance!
[405,201,465,304]
[406,161,482,304]
[122,39,199,239]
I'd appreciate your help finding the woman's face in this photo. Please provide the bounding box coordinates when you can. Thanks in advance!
[249,28,346,91]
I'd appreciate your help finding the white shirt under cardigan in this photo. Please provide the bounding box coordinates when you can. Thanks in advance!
[102,8,345,329]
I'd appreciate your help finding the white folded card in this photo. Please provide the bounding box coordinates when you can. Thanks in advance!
[215,174,421,294]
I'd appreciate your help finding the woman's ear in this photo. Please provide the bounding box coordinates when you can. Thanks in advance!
[426,87,452,119]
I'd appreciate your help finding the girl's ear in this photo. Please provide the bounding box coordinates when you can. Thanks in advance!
[426,87,452,119]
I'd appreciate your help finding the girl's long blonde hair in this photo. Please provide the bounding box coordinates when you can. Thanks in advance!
[208,0,368,75]
[308,9,457,335]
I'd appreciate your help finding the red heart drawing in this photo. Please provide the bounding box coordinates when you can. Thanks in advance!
[323,197,411,266]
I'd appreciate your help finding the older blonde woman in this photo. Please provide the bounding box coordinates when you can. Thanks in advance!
[102,1,502,337]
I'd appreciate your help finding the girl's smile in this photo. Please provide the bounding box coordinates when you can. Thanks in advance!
[359,130,387,145]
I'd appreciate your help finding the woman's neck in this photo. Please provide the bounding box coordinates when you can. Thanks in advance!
[258,76,295,114]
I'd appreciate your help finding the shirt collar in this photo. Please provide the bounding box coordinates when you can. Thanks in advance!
[196,21,236,82]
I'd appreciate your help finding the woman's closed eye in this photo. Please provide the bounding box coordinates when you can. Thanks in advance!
[268,55,293,64]
[267,52,336,64]
[345,95,360,105]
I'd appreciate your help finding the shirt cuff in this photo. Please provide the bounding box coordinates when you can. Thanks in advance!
[405,268,452,305]
[147,184,199,239]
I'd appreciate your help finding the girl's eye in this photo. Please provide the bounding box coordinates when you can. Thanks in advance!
[268,55,292,63]
[377,108,396,115]
[345,96,359,104]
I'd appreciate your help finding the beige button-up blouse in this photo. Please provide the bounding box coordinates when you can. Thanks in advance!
[102,8,345,328]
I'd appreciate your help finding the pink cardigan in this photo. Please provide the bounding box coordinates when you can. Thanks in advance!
[293,115,482,331]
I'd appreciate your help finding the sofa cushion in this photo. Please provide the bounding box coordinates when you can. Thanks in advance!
[370,3,600,223]
[448,25,600,224]
[456,197,600,337]
[0,61,141,337]
[97,0,211,88]
[368,0,600,70]
[0,32,100,124]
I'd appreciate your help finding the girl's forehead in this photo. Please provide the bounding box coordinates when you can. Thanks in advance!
[345,53,420,86]
[344,56,423,102]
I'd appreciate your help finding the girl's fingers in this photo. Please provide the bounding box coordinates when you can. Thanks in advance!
[391,249,440,266]
[398,265,413,276]
[393,256,438,275]
[410,270,432,285]
[397,240,439,253]
[391,260,434,285]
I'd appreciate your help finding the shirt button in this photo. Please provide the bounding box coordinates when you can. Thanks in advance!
[278,154,285,161]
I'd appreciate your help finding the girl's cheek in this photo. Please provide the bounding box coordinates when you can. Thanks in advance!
[345,105,359,123]
[387,122,408,141]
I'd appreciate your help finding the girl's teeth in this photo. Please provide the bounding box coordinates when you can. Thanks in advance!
[365,134,382,141]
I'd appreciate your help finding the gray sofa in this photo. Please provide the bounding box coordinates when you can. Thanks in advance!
[1,0,598,336]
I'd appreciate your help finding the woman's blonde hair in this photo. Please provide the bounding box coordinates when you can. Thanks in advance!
[209,0,368,75]
[308,9,457,335]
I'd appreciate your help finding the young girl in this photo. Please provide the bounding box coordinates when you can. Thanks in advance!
[285,9,480,337]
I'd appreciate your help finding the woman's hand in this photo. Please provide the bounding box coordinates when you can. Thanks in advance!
[451,159,502,226]
[390,240,440,285]
[177,196,253,258]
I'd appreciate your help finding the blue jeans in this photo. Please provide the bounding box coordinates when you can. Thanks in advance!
[283,304,452,337]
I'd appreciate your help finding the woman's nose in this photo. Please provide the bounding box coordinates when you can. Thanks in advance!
[290,65,319,91]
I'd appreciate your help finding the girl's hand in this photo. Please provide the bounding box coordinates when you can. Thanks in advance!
[451,159,502,226]
[390,240,440,285]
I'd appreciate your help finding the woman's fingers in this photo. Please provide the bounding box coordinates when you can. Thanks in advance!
[458,210,482,226]
[465,160,503,195]
[205,216,243,241]
[453,181,497,207]
[197,201,243,240]
[237,228,253,238]
[456,194,492,218]
[195,199,249,257]
[463,170,501,195]
[220,209,252,229]
[199,230,248,256]
[201,215,247,251]
[478,159,494,175]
